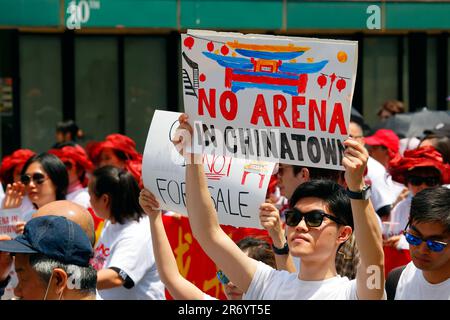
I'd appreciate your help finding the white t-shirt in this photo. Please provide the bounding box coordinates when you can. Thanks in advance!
[93,215,165,300]
[66,187,90,209]
[243,261,359,300]
[366,157,404,212]
[388,196,412,250]
[395,262,450,300]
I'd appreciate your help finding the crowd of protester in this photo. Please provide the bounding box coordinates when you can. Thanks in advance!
[0,100,449,300]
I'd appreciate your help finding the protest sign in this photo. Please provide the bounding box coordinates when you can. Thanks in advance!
[181,30,358,170]
[0,208,22,238]
[142,110,275,229]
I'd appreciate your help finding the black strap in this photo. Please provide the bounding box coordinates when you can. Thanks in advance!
[109,267,135,289]
[386,265,406,300]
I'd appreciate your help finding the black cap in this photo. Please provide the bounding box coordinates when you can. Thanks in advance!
[0,216,93,267]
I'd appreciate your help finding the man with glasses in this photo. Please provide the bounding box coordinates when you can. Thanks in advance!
[389,187,450,299]
[176,114,385,300]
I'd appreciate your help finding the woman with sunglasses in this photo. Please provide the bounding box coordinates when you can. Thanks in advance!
[88,166,164,300]
[1,153,68,225]
[0,149,36,212]
[390,187,450,300]
[384,147,450,255]
[139,188,276,300]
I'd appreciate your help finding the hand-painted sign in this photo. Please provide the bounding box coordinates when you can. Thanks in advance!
[142,110,275,229]
[181,30,358,170]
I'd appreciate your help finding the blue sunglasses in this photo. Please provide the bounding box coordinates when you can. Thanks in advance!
[403,231,448,253]
[216,270,230,285]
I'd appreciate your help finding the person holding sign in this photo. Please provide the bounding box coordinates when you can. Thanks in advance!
[175,114,385,300]
[139,187,276,300]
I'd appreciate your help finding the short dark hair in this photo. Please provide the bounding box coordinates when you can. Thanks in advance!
[410,187,450,234]
[91,165,143,224]
[21,153,68,201]
[292,165,341,182]
[56,120,80,141]
[289,180,353,230]
[237,237,276,269]
[29,253,97,294]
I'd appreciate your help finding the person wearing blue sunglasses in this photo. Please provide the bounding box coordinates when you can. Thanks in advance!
[390,187,450,300]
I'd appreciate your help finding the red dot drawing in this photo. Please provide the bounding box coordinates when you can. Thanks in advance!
[199,73,206,82]
[207,41,214,52]
[221,45,229,55]
[183,36,194,50]
[317,74,327,89]
[336,78,346,92]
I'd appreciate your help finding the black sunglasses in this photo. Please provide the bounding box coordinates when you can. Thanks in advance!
[283,208,344,228]
[20,173,47,185]
[407,175,440,187]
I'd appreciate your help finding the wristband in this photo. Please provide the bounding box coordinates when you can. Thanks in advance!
[272,242,289,255]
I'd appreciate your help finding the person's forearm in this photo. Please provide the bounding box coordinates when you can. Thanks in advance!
[351,197,385,299]
[351,199,384,269]
[185,163,257,292]
[150,213,205,299]
[186,164,221,242]
[96,269,124,290]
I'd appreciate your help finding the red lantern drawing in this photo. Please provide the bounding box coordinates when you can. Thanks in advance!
[183,36,194,50]
[207,41,214,52]
[317,74,327,89]
[221,45,229,56]
[336,78,346,92]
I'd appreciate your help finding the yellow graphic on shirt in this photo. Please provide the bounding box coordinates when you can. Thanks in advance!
[175,226,192,278]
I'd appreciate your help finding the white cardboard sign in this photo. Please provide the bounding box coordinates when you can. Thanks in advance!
[142,110,275,229]
[181,30,358,170]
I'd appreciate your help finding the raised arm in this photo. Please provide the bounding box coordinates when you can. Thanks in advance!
[139,188,205,300]
[343,139,385,300]
[259,202,297,273]
[175,114,258,293]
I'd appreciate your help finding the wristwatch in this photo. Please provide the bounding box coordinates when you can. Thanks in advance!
[272,242,289,255]
[346,185,371,200]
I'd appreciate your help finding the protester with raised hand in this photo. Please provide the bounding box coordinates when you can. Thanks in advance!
[175,114,385,300]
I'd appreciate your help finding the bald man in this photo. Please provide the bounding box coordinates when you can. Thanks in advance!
[1,200,96,298]
[32,200,95,246]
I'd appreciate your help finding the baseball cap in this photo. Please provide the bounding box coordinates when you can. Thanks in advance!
[364,129,400,154]
[0,215,93,267]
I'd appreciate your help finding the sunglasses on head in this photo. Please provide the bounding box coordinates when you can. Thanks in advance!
[20,173,47,185]
[406,175,440,187]
[283,208,344,228]
[216,270,230,285]
[403,230,448,253]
